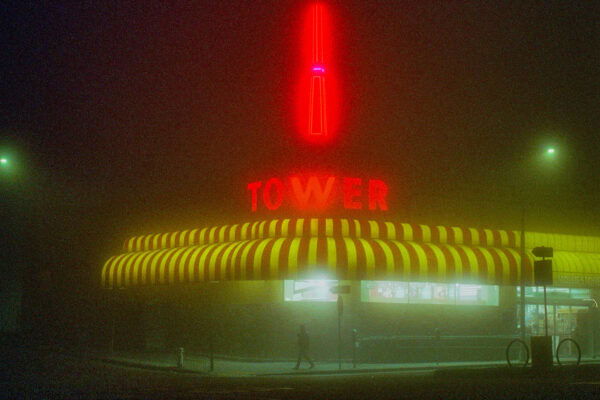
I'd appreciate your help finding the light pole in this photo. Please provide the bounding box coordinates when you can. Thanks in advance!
[518,146,559,343]
[519,206,527,343]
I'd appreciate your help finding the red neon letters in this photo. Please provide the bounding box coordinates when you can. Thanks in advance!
[263,178,284,210]
[247,176,389,212]
[291,176,335,209]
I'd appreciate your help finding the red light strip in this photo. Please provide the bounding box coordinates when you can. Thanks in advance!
[312,4,324,64]
[308,3,327,137]
[309,76,327,135]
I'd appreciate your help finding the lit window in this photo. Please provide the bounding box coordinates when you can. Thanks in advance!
[361,281,499,306]
[517,286,590,300]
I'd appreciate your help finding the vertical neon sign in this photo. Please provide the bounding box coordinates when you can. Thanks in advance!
[297,3,337,143]
[309,3,327,137]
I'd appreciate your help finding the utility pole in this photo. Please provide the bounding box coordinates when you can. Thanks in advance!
[520,206,527,343]
[337,294,343,370]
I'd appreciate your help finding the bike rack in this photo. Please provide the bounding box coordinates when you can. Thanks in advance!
[506,339,530,368]
[555,338,581,366]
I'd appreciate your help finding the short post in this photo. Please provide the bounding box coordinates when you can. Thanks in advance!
[434,328,441,365]
[110,313,115,355]
[109,295,116,355]
[177,347,184,368]
[209,330,214,372]
[352,329,358,368]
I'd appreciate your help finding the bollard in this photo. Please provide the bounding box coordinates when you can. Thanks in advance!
[209,334,214,371]
[177,347,184,369]
[352,329,358,368]
[434,328,441,365]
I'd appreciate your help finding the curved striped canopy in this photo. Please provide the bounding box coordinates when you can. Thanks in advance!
[122,218,520,253]
[103,218,600,289]
[103,219,539,289]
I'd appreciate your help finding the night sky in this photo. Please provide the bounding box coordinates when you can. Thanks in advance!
[2,0,599,282]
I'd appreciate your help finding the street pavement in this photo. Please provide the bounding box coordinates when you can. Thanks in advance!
[3,343,600,399]
[100,349,510,376]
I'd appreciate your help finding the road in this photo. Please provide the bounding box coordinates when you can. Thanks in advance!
[2,346,600,399]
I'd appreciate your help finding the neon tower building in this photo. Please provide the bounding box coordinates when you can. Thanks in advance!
[100,1,600,366]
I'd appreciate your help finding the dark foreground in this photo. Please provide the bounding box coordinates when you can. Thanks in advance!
[2,345,600,399]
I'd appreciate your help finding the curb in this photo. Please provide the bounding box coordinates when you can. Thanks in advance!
[258,363,504,377]
[97,357,442,377]
[96,356,600,379]
[97,357,206,375]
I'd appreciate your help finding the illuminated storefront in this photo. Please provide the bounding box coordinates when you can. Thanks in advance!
[101,3,600,361]
[102,218,600,360]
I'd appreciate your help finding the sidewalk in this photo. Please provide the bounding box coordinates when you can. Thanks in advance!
[97,350,520,377]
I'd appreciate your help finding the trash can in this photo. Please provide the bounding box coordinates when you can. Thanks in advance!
[530,336,552,369]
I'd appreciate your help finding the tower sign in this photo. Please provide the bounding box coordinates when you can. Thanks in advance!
[247,175,389,212]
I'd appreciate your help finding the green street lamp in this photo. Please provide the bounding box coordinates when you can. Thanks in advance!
[0,158,8,166]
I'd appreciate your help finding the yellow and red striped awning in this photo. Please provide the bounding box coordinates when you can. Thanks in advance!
[122,218,520,253]
[102,218,540,288]
[102,218,600,289]
[102,237,532,288]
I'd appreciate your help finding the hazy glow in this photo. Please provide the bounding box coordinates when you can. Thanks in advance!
[284,279,339,302]
[0,158,7,165]
[547,147,555,154]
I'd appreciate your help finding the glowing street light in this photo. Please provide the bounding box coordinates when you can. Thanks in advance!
[0,158,7,166]
[546,147,555,155]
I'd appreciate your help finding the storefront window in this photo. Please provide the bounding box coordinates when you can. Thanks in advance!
[522,304,589,337]
[517,286,591,301]
[361,281,499,306]
[517,286,593,340]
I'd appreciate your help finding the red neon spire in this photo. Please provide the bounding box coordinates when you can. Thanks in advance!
[308,3,327,137]
[312,4,324,65]
[296,3,337,143]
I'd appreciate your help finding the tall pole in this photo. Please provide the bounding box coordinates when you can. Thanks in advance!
[110,313,115,355]
[209,310,215,372]
[110,293,116,355]
[543,285,549,337]
[338,312,342,370]
[337,294,343,370]
[520,205,527,343]
[541,255,549,337]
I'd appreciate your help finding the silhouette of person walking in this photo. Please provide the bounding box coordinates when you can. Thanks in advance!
[294,324,315,369]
